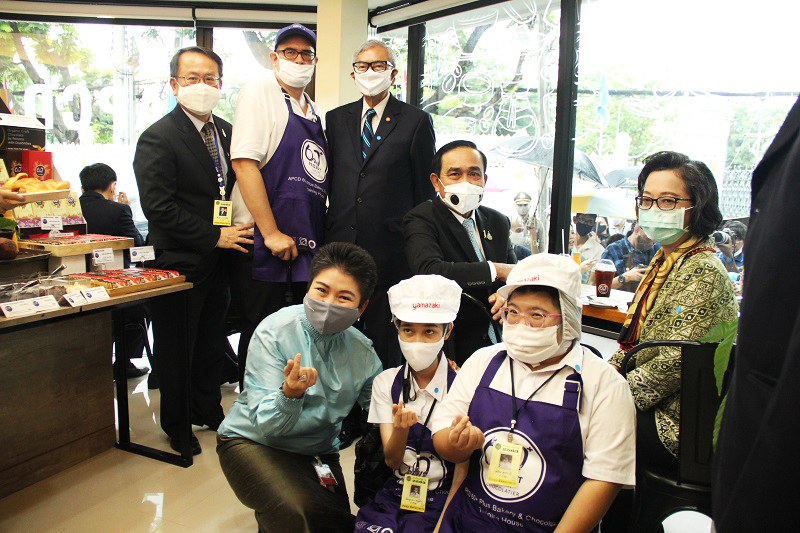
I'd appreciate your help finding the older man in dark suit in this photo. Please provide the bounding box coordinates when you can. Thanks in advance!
[325,40,436,368]
[404,140,516,364]
[134,47,253,455]
[712,96,800,532]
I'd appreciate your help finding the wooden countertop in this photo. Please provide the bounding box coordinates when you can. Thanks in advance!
[580,284,633,325]
[0,281,192,329]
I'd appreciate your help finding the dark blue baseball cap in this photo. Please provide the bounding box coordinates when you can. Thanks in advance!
[275,24,316,49]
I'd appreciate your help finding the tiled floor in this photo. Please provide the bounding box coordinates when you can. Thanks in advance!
[0,341,712,533]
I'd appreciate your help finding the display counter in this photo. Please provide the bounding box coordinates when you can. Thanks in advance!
[0,282,192,498]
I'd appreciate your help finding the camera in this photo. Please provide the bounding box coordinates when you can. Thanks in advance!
[713,229,735,245]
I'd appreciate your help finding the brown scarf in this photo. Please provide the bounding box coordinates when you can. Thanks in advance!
[618,235,713,351]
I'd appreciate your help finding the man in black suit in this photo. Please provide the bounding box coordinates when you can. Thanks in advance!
[712,96,800,531]
[325,39,436,368]
[404,140,516,364]
[134,47,254,455]
[79,162,148,379]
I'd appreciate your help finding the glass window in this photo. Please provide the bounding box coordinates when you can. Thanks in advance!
[378,27,409,102]
[422,1,562,255]
[211,28,277,124]
[0,20,195,227]
[575,0,800,232]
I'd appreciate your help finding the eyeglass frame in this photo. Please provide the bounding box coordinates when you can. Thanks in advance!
[276,48,316,62]
[173,75,221,87]
[501,307,562,328]
[352,60,395,73]
[635,195,692,210]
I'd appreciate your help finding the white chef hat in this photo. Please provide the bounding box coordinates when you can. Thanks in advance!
[497,254,582,342]
[388,275,462,324]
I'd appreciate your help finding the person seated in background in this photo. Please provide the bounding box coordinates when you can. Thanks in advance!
[217,242,383,533]
[715,220,746,273]
[600,222,661,292]
[603,151,738,529]
[430,254,636,532]
[356,274,468,533]
[609,216,632,237]
[79,163,149,379]
[403,140,516,365]
[571,212,605,282]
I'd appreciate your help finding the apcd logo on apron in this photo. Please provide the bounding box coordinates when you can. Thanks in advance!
[302,139,327,183]
[479,427,546,502]
[395,448,448,491]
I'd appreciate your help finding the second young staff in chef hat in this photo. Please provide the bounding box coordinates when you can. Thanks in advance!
[388,274,462,377]
[496,253,583,365]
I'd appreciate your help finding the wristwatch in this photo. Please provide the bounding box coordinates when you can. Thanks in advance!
[619,274,626,284]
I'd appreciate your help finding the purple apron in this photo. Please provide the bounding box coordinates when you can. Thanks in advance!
[252,91,328,282]
[439,350,585,532]
[355,362,457,533]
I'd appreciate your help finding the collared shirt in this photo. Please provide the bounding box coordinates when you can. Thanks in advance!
[359,92,390,134]
[430,342,636,487]
[368,353,450,425]
[218,305,383,455]
[601,237,660,277]
[229,70,319,225]
[181,107,230,195]
[444,200,497,281]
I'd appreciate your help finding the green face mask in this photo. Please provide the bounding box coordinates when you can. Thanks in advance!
[637,207,692,245]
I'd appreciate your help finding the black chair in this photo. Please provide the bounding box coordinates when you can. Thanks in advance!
[619,340,734,532]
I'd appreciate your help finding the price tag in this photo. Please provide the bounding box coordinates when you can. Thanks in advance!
[129,246,155,262]
[92,247,115,265]
[49,230,67,238]
[64,290,88,307]
[40,216,64,230]
[1,295,60,318]
[80,286,110,302]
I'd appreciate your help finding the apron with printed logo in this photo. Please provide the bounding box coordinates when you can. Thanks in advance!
[439,350,585,532]
[355,363,456,532]
[252,91,328,282]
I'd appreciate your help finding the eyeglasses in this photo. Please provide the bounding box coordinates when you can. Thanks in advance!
[501,308,561,328]
[277,48,316,62]
[353,61,394,73]
[174,75,221,87]
[635,196,692,210]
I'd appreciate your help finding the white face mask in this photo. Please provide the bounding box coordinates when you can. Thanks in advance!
[503,323,561,365]
[276,57,315,88]
[439,180,484,215]
[176,82,221,116]
[354,69,393,97]
[399,338,444,372]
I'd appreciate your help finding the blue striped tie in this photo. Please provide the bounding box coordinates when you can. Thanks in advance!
[463,218,498,344]
[361,108,377,160]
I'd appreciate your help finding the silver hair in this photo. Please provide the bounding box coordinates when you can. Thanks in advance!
[352,39,397,66]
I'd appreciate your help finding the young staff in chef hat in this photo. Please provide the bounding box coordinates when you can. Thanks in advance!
[388,275,462,373]
[496,254,582,365]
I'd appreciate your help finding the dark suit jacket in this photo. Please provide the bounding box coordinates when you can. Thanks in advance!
[404,198,516,362]
[324,95,436,285]
[79,191,144,246]
[133,105,234,282]
[712,96,800,531]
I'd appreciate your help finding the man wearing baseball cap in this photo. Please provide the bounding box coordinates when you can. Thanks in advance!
[356,275,469,532]
[228,23,330,389]
[430,254,636,531]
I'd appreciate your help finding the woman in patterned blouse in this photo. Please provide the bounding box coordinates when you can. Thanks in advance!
[608,151,737,471]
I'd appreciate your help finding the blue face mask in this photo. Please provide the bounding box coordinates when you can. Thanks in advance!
[638,207,692,245]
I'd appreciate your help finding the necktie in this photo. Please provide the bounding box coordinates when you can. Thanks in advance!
[463,218,498,344]
[202,122,224,187]
[361,108,377,160]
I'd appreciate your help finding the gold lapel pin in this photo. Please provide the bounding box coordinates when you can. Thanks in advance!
[484,230,492,240]
[386,116,391,122]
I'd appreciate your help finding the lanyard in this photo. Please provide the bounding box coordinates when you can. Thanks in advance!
[508,357,566,441]
[410,397,438,474]
[209,126,226,199]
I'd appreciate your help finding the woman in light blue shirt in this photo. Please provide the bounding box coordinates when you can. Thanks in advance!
[217,242,383,533]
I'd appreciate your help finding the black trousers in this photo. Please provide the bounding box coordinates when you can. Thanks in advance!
[150,263,229,437]
[228,246,305,389]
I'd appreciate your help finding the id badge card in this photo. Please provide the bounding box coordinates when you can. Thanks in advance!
[487,440,523,487]
[313,459,338,490]
[400,474,429,512]
[213,200,232,226]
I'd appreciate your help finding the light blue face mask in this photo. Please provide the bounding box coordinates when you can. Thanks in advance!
[637,207,692,245]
